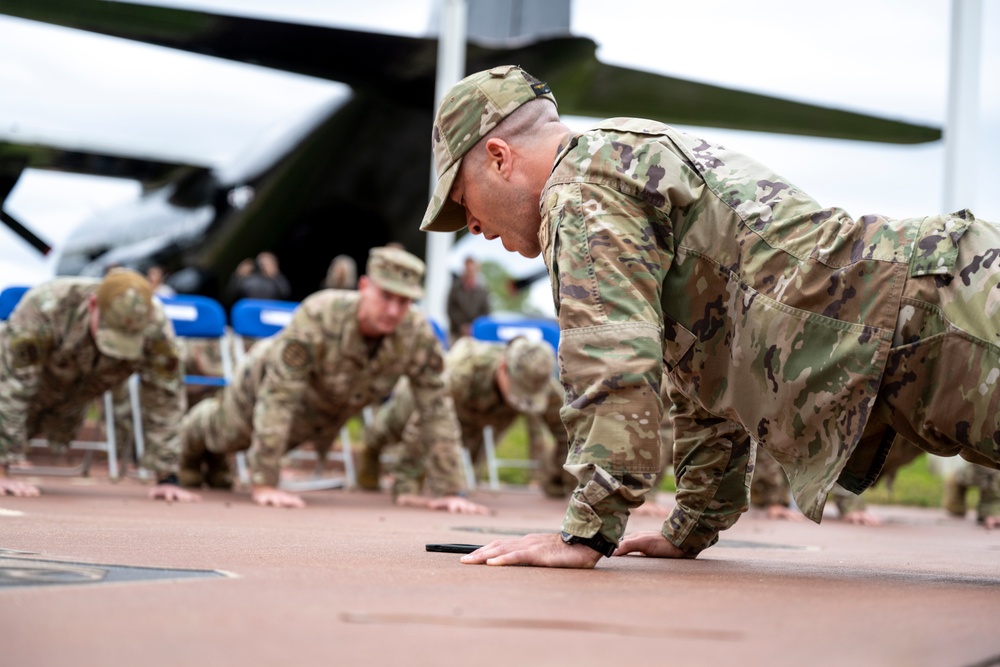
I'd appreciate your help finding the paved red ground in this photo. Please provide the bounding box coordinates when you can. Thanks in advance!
[2,473,998,667]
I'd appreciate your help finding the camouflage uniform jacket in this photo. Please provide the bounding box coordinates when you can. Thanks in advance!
[234,289,455,488]
[0,278,185,475]
[368,336,564,495]
[541,118,975,556]
[445,337,566,463]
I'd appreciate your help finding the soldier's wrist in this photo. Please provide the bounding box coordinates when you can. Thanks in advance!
[157,472,180,486]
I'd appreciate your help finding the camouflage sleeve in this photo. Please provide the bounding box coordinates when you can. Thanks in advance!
[551,183,671,545]
[247,335,312,487]
[537,383,570,481]
[664,383,752,556]
[404,323,466,497]
[135,311,187,477]
[0,307,51,463]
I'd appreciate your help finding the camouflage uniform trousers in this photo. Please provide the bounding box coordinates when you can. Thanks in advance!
[839,217,1000,494]
[113,337,232,485]
[362,377,469,498]
[180,380,363,491]
[944,461,1000,521]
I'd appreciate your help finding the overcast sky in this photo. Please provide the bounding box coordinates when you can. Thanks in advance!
[1,0,997,299]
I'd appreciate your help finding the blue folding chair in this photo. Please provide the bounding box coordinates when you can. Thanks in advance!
[119,294,234,478]
[229,297,356,491]
[0,285,30,321]
[469,314,561,489]
[229,298,298,364]
[470,314,560,353]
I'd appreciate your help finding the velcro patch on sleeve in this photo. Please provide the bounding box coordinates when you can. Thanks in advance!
[280,340,311,371]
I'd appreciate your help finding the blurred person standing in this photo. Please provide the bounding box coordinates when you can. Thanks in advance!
[446,257,491,343]
[323,254,358,291]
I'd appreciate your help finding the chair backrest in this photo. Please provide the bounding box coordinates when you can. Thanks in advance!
[230,298,298,339]
[159,294,228,338]
[0,285,30,321]
[470,314,560,353]
[158,294,231,386]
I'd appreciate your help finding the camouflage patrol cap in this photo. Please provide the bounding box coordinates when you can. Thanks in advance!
[503,336,555,414]
[94,268,154,361]
[366,246,426,300]
[420,65,557,233]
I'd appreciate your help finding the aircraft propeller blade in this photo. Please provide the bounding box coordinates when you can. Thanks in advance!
[0,209,52,255]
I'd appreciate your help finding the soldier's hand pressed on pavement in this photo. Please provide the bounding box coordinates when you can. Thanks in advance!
[149,484,202,503]
[983,516,1000,530]
[614,531,691,559]
[0,479,41,497]
[252,486,306,508]
[460,532,602,568]
[395,493,492,515]
[840,509,882,526]
[766,504,806,521]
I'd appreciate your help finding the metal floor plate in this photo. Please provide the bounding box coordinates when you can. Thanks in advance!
[0,549,230,589]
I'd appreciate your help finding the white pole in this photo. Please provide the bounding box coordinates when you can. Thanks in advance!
[933,0,983,478]
[423,0,467,328]
[942,0,982,214]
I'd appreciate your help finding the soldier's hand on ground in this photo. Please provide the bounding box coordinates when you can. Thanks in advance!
[461,532,602,568]
[982,516,1000,530]
[840,509,882,526]
[252,485,306,508]
[0,479,41,497]
[428,495,491,515]
[615,530,691,559]
[395,493,491,515]
[149,484,202,503]
[766,504,806,521]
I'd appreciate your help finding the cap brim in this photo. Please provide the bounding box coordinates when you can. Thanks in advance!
[507,389,548,415]
[95,327,143,361]
[420,159,468,233]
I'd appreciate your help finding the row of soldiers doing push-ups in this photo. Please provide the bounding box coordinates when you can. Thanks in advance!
[2,246,997,525]
[0,247,576,513]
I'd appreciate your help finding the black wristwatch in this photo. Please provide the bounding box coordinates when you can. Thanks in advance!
[561,531,618,558]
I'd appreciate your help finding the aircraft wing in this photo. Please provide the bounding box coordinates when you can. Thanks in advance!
[1,0,941,144]
[0,139,211,254]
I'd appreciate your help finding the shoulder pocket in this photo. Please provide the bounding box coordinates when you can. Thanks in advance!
[909,211,973,277]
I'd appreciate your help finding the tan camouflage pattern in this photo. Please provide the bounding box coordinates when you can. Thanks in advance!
[0,278,186,476]
[366,246,426,301]
[422,65,557,233]
[504,336,557,414]
[538,118,1000,555]
[750,438,924,515]
[945,460,1000,520]
[366,336,570,495]
[111,335,230,464]
[179,289,460,490]
[94,268,154,361]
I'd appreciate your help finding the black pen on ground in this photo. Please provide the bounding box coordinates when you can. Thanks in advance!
[425,543,482,554]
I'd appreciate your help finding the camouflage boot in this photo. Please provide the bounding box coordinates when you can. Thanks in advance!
[943,472,968,517]
[204,451,234,490]
[356,446,382,491]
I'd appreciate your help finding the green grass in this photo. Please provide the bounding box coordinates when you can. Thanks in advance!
[493,425,954,508]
